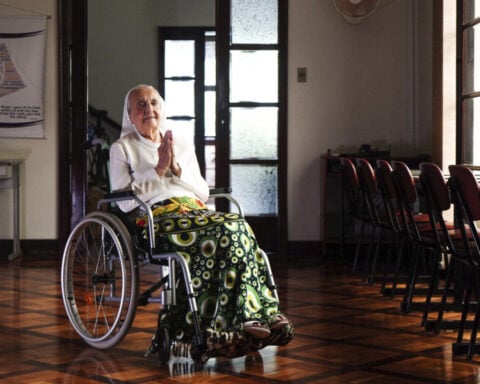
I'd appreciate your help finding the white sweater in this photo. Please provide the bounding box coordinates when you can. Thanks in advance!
[109,129,210,212]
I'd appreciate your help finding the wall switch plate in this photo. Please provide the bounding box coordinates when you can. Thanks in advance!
[297,67,307,82]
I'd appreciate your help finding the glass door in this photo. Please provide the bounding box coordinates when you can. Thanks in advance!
[216,0,287,255]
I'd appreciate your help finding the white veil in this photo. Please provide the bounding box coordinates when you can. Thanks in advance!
[121,84,168,137]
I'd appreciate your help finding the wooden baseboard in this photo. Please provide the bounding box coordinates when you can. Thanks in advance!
[0,239,325,263]
[0,239,59,259]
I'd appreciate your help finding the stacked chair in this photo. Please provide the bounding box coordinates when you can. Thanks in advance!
[447,165,480,359]
[339,158,370,273]
[374,159,411,297]
[416,162,463,332]
[390,160,442,313]
[354,158,396,285]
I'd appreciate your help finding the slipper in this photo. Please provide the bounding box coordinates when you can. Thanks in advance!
[270,314,289,329]
[243,321,270,339]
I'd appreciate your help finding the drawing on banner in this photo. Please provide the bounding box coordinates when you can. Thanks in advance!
[0,43,27,97]
[0,16,47,139]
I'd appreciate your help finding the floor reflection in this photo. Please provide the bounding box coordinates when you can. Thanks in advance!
[62,345,272,382]
[5,253,480,383]
[64,349,123,383]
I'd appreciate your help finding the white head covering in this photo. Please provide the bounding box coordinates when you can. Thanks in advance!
[121,84,167,137]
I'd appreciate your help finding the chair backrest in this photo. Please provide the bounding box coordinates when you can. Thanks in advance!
[340,157,359,190]
[391,160,417,205]
[448,165,480,221]
[448,164,480,264]
[375,159,402,230]
[391,160,423,239]
[340,157,360,212]
[419,162,455,252]
[355,158,382,223]
[376,159,397,200]
[419,162,450,212]
[356,158,378,195]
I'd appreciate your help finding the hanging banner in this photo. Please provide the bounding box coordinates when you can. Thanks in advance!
[0,15,47,138]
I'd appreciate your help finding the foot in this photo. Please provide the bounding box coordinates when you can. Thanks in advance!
[270,314,289,330]
[243,321,271,339]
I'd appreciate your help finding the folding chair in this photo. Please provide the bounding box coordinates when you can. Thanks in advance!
[355,158,393,285]
[447,164,480,358]
[339,157,369,273]
[391,160,438,313]
[418,162,463,331]
[375,159,409,297]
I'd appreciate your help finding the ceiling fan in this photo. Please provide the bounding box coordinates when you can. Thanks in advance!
[333,0,382,24]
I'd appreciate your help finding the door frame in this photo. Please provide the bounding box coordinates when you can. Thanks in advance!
[58,0,88,250]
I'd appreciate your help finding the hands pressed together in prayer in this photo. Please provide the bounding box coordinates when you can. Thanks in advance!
[155,130,182,177]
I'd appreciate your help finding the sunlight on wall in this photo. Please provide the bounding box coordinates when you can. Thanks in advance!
[442,0,456,169]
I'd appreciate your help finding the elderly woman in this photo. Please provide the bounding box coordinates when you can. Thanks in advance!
[109,84,293,359]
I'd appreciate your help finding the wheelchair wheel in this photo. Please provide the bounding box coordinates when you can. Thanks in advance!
[61,211,139,349]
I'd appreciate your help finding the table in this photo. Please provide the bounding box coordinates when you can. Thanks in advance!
[0,158,24,261]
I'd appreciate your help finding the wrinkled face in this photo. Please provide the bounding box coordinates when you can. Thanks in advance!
[128,86,162,136]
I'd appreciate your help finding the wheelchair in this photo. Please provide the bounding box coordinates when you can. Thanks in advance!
[60,188,280,364]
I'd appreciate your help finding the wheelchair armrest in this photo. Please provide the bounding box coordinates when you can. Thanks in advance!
[208,187,244,218]
[97,190,157,251]
[103,190,137,200]
[97,190,139,209]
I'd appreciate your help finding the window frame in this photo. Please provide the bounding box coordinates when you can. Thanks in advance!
[158,27,215,176]
[457,0,480,164]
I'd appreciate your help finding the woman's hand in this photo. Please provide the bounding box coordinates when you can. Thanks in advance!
[155,130,181,177]
[167,131,182,177]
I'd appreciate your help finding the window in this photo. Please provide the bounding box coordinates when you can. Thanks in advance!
[159,28,215,186]
[460,0,480,163]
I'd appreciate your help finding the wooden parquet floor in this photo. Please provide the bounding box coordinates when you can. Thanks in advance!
[2,252,480,383]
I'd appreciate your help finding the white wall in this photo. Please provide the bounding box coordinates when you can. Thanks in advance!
[0,0,57,240]
[0,0,433,245]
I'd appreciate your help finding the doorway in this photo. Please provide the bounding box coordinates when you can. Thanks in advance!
[58,0,287,256]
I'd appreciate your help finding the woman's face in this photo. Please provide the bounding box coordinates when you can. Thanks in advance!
[128,86,162,137]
